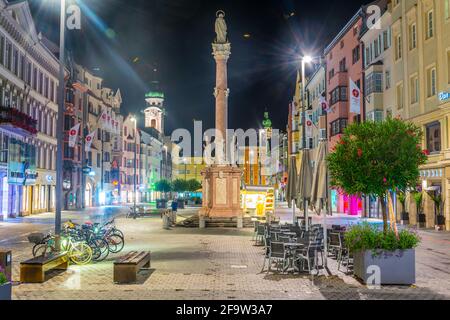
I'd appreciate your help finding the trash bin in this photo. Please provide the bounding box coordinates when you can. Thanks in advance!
[162,212,170,229]
[0,250,12,282]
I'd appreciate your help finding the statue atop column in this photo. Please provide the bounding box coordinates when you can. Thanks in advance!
[215,10,228,44]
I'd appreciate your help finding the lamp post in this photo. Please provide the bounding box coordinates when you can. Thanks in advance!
[131,116,137,218]
[300,55,314,231]
[55,0,66,244]
[183,158,187,181]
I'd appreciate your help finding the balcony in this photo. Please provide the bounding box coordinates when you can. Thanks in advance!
[0,106,38,136]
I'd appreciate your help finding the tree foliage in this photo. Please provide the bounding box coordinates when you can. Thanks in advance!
[327,118,427,231]
[154,180,172,193]
[171,179,188,193]
[186,179,202,192]
[327,118,427,198]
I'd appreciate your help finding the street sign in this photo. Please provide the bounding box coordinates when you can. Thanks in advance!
[82,166,92,175]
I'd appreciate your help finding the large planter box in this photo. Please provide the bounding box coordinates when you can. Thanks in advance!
[0,283,12,301]
[353,249,415,285]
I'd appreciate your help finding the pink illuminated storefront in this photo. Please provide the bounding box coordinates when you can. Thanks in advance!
[331,189,363,216]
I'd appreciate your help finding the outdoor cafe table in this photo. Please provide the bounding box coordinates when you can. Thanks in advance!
[283,243,305,273]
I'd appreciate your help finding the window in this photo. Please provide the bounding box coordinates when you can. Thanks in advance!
[426,10,434,39]
[385,70,391,89]
[383,29,391,50]
[409,24,417,50]
[395,35,402,60]
[447,51,450,84]
[410,75,419,104]
[353,26,359,36]
[330,118,348,137]
[5,42,11,70]
[64,142,74,159]
[0,36,4,65]
[32,67,37,90]
[330,86,348,106]
[446,0,450,20]
[427,67,437,97]
[374,38,380,58]
[426,122,441,154]
[339,58,346,72]
[64,115,74,131]
[352,46,360,64]
[340,40,344,49]
[97,153,101,168]
[396,83,404,109]
[328,69,335,80]
[366,110,384,123]
[365,72,383,95]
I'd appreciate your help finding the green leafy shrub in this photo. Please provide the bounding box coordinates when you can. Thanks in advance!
[0,267,7,285]
[344,223,421,253]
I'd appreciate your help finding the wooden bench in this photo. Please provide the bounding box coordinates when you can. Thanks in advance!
[20,253,69,283]
[114,251,151,284]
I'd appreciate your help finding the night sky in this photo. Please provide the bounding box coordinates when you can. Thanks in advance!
[28,0,364,134]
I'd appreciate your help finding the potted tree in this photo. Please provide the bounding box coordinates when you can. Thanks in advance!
[171,179,188,209]
[327,117,427,285]
[0,266,11,300]
[155,180,172,209]
[427,191,445,231]
[397,190,409,225]
[413,192,426,228]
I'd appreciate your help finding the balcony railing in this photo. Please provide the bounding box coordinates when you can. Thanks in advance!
[0,106,38,135]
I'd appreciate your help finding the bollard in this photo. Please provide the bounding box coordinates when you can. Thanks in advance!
[237,216,243,229]
[162,213,171,230]
[199,216,206,229]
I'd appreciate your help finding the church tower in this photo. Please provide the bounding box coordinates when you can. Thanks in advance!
[144,80,165,135]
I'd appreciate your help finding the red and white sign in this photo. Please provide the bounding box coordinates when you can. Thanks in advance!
[319,96,330,114]
[349,78,361,114]
[305,111,313,139]
[68,123,80,148]
[85,131,96,152]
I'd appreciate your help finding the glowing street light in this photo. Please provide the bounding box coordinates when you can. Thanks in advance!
[130,116,138,218]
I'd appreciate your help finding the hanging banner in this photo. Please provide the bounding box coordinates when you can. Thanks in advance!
[99,109,107,129]
[85,131,96,152]
[68,123,80,148]
[305,111,313,139]
[319,96,330,114]
[349,78,361,114]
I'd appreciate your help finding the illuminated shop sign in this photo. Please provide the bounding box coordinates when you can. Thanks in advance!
[439,92,450,102]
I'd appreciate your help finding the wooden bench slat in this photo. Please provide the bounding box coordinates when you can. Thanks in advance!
[22,253,67,265]
[114,251,151,284]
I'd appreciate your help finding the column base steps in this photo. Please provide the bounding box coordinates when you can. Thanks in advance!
[177,215,254,228]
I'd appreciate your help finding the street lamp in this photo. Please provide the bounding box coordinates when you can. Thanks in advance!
[183,158,187,181]
[300,55,319,231]
[55,0,67,246]
[130,116,137,218]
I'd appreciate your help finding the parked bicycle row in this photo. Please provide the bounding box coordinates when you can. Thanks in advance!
[27,219,125,266]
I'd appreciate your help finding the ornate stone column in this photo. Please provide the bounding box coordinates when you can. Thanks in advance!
[212,42,231,147]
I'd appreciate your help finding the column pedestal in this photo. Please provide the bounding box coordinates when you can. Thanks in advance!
[200,165,242,218]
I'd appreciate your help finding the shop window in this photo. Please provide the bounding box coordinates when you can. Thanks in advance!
[426,122,441,154]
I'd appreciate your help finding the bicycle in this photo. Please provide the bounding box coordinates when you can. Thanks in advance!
[30,231,93,265]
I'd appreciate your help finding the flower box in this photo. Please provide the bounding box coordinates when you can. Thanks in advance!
[353,249,415,285]
[0,282,12,301]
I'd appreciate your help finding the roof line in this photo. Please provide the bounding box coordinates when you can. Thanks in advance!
[324,8,363,55]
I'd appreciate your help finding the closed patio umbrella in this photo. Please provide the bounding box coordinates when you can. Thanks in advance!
[286,156,298,224]
[297,149,313,230]
[311,141,329,267]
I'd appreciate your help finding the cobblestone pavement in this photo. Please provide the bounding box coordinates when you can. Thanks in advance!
[1,206,450,300]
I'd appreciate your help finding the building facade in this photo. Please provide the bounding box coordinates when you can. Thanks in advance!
[390,0,450,230]
[0,1,59,218]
